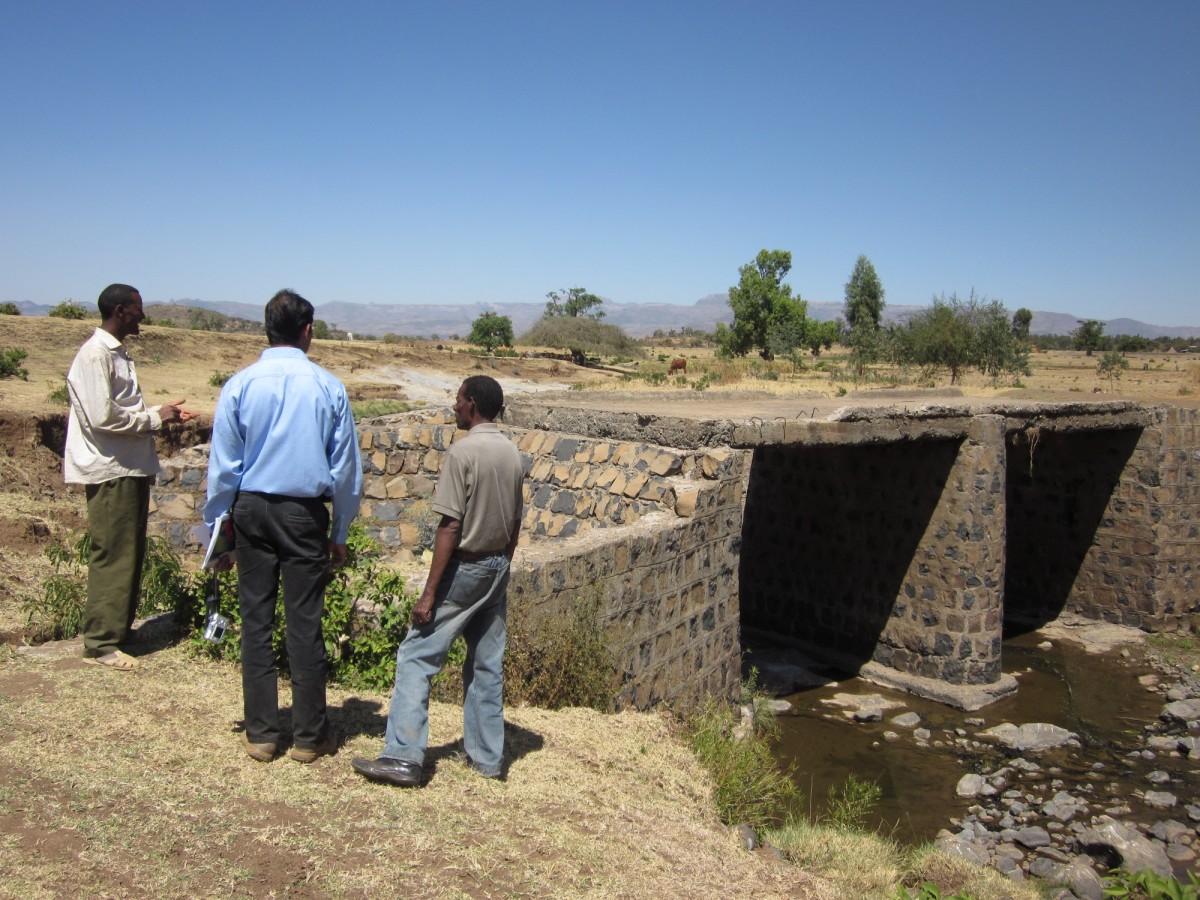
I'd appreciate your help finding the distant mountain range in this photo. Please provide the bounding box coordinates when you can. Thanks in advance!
[11,296,1200,340]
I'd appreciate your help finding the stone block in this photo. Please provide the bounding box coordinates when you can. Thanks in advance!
[363,476,388,500]
[155,494,195,519]
[624,474,649,498]
[650,452,683,477]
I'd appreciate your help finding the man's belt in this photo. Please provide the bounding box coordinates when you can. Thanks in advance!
[453,548,505,562]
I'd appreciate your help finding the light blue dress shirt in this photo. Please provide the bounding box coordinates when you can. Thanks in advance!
[204,347,363,543]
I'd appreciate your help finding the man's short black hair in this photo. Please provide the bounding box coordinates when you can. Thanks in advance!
[462,375,504,421]
[97,284,140,319]
[265,289,314,346]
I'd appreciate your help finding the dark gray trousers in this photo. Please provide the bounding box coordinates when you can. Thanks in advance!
[232,492,331,749]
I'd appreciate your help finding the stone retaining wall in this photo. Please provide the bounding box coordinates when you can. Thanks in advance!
[145,399,1199,711]
[149,409,748,711]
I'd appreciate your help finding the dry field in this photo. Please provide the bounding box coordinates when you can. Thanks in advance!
[0,314,1189,897]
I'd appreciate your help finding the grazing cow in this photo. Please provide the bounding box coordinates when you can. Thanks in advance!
[668,357,687,375]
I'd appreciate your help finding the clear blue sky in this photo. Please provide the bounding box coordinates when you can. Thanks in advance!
[3,1,1197,324]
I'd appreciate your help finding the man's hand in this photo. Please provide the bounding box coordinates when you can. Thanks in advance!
[328,541,348,570]
[210,553,236,573]
[159,398,197,423]
[411,588,436,627]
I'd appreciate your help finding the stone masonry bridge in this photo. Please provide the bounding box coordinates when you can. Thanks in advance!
[149,391,1198,712]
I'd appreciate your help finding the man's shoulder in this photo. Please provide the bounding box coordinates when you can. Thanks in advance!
[70,330,114,365]
[456,425,521,462]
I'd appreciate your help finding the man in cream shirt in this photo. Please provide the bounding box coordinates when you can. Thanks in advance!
[64,283,192,670]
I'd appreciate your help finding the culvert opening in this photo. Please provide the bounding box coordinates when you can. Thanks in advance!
[739,438,966,680]
[1004,426,1142,636]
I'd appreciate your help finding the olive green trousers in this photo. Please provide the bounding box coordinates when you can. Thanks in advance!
[82,476,150,657]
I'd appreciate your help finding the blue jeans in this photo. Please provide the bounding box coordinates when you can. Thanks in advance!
[383,555,509,777]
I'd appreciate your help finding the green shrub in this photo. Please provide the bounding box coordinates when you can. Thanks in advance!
[505,588,614,710]
[0,347,29,380]
[26,533,189,643]
[26,534,91,642]
[48,300,89,319]
[208,370,232,387]
[684,678,803,828]
[0,302,20,315]
[822,774,882,831]
[1102,867,1200,899]
[46,380,69,405]
[181,523,427,692]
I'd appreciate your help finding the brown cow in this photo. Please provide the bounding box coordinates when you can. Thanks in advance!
[668,357,687,375]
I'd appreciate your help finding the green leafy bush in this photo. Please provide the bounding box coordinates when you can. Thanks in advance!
[26,533,190,643]
[0,302,20,315]
[1102,867,1200,899]
[46,380,69,405]
[504,588,614,710]
[181,523,425,692]
[0,347,29,380]
[48,300,89,319]
[684,677,803,828]
[26,533,91,642]
[208,370,232,387]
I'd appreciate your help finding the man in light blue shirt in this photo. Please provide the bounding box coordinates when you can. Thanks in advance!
[205,289,363,764]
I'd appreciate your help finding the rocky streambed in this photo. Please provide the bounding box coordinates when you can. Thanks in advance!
[752,615,1199,897]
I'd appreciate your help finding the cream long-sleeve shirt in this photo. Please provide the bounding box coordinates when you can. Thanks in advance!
[63,328,163,485]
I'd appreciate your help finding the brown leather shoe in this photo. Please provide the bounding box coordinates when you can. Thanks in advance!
[288,730,338,763]
[241,732,277,762]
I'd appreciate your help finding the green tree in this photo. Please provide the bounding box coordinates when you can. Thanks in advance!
[0,302,21,315]
[518,316,642,366]
[893,292,1028,384]
[48,300,88,320]
[545,287,605,319]
[1072,319,1105,356]
[804,319,840,358]
[717,249,806,360]
[1011,307,1033,340]
[187,308,224,331]
[1097,349,1129,392]
[1114,334,1148,353]
[468,311,514,352]
[896,295,975,384]
[844,255,886,376]
[843,255,885,331]
[965,293,1030,379]
[313,319,331,340]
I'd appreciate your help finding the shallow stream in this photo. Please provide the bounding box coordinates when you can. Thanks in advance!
[765,631,1191,846]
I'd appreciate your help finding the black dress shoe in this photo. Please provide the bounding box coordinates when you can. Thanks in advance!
[351,756,423,787]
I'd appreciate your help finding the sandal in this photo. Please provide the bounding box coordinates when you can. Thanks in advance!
[83,650,139,670]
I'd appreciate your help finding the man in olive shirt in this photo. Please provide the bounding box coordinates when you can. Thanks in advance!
[353,375,523,786]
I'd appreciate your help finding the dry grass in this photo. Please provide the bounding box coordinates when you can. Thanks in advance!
[0,640,835,898]
[764,820,1040,900]
[617,346,1200,404]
